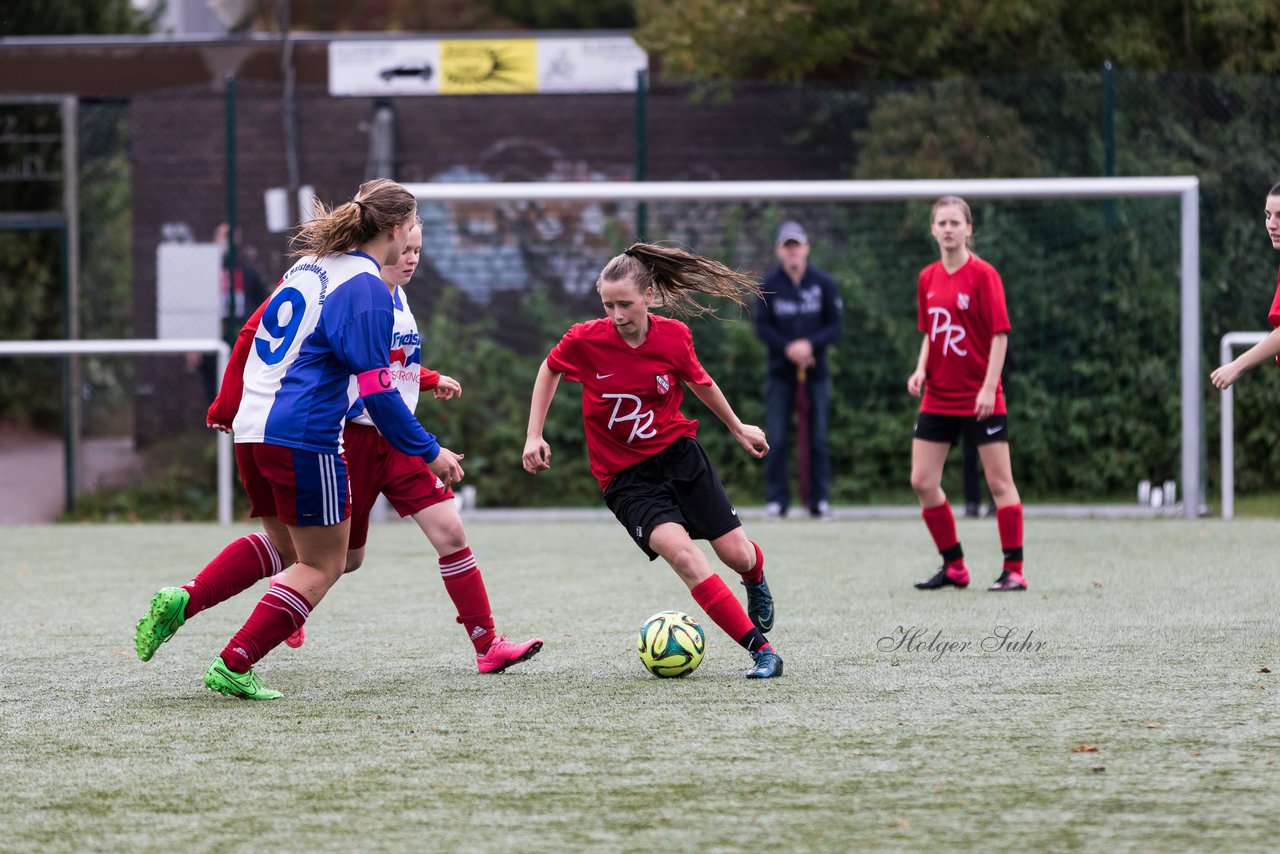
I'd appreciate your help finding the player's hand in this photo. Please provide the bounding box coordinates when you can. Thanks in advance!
[523,437,552,473]
[785,338,815,368]
[1210,361,1243,390]
[734,424,769,459]
[428,447,465,486]
[433,375,462,400]
[906,370,926,397]
[974,388,996,420]
[206,419,232,434]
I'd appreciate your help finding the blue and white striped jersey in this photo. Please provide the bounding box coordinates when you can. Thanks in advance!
[349,284,421,427]
[232,251,438,460]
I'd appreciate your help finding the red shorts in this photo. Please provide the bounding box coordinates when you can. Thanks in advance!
[344,422,453,550]
[235,442,351,527]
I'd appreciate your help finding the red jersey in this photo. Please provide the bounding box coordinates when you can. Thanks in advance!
[916,254,1012,416]
[1267,265,1280,366]
[546,314,711,490]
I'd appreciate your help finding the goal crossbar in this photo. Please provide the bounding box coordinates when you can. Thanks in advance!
[405,176,1203,518]
[0,339,232,524]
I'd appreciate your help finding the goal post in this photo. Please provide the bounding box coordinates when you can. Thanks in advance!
[1218,331,1267,520]
[404,176,1203,518]
[0,339,233,524]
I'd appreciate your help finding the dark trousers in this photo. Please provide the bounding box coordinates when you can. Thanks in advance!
[764,372,831,512]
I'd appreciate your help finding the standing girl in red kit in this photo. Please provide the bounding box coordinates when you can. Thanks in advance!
[522,244,784,678]
[907,197,1026,592]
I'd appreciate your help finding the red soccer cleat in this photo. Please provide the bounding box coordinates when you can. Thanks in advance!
[476,634,544,673]
[915,564,970,590]
[988,569,1028,591]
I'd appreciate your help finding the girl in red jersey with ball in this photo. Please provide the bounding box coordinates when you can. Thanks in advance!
[908,196,1026,592]
[522,244,784,679]
[1211,182,1280,390]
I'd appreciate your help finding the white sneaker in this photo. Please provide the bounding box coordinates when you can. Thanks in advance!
[764,502,785,520]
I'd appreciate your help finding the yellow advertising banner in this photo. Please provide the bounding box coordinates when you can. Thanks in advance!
[439,40,538,94]
[329,37,647,97]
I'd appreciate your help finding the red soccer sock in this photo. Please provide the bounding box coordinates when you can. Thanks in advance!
[690,575,768,653]
[922,502,965,570]
[183,532,284,619]
[996,504,1025,573]
[742,540,765,586]
[219,581,312,674]
[440,547,496,654]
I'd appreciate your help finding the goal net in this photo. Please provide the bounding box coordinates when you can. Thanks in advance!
[403,177,1202,516]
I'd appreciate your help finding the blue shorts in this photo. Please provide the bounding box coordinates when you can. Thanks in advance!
[235,442,351,527]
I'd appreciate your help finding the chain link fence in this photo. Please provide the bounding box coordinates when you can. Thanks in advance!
[3,70,1279,516]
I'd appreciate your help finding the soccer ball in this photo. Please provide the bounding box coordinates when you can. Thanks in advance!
[637,610,706,678]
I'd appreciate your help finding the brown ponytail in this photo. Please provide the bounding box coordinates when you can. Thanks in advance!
[290,179,417,258]
[599,243,761,318]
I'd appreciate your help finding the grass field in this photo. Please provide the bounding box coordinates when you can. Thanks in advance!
[3,516,1278,852]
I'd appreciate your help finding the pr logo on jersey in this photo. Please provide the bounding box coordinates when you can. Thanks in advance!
[927,307,968,357]
[957,293,971,311]
[603,393,658,443]
[656,373,671,395]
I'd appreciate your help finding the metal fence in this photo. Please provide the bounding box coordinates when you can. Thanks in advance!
[3,70,1280,515]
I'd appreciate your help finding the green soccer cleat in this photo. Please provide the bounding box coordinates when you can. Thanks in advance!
[134,587,190,662]
[203,658,283,700]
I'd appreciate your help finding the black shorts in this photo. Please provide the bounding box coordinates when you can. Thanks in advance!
[913,411,1009,446]
[603,437,743,561]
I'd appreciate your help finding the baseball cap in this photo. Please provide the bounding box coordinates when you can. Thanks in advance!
[775,221,807,246]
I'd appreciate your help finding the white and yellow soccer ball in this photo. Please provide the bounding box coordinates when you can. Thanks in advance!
[637,610,706,678]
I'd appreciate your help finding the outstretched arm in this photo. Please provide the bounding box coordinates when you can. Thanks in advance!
[522,359,563,473]
[686,380,769,459]
[1211,327,1280,389]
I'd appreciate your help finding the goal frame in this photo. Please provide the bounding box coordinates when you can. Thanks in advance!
[405,176,1204,517]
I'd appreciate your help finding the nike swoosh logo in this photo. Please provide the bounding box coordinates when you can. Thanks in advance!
[596,373,615,379]
[986,425,1002,435]
[731,508,737,516]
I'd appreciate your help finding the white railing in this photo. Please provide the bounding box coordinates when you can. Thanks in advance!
[1218,331,1268,520]
[0,339,232,524]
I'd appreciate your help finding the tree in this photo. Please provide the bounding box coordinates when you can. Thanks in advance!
[254,0,633,35]
[853,82,1048,180]
[3,0,153,35]
[634,0,1280,82]
[481,0,634,30]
